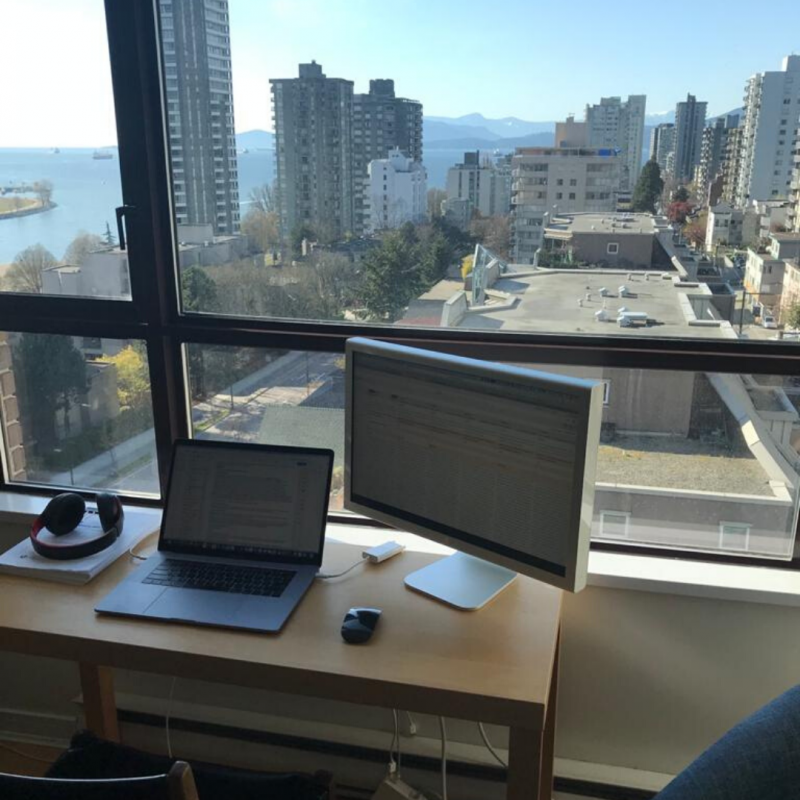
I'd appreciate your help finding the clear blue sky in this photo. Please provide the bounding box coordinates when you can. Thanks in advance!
[2,0,799,146]
[230,0,800,130]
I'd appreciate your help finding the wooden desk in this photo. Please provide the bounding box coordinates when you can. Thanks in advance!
[0,537,561,800]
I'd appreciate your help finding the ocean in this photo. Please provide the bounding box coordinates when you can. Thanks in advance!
[0,147,468,264]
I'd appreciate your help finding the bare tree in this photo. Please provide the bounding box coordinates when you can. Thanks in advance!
[249,183,277,215]
[32,179,54,207]
[7,244,57,293]
[63,231,104,265]
[427,188,446,220]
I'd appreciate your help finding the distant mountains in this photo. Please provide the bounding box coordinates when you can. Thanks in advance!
[235,106,745,159]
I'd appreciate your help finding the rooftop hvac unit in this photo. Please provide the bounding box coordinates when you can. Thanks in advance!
[619,285,630,296]
[618,306,629,314]
[595,309,608,322]
[599,287,609,296]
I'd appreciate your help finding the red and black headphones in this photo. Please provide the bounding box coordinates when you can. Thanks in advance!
[30,493,125,561]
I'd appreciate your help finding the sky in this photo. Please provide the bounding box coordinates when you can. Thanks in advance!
[2,0,800,147]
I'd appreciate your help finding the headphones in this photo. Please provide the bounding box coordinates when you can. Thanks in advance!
[30,493,125,561]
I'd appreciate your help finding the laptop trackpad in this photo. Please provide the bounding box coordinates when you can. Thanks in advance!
[146,589,244,625]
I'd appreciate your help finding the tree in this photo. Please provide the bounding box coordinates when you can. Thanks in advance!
[469,215,511,260]
[249,183,277,215]
[631,160,664,214]
[667,201,693,225]
[63,231,103,265]
[98,346,150,410]
[290,224,316,260]
[181,266,219,312]
[673,186,691,203]
[786,303,800,330]
[360,231,424,321]
[241,206,280,256]
[684,213,707,249]
[32,179,53,207]
[427,188,446,220]
[102,221,117,247]
[7,244,57,293]
[15,333,86,450]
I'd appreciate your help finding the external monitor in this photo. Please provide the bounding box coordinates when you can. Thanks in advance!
[344,337,603,608]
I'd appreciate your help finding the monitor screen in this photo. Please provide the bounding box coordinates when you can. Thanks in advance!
[345,338,603,592]
[161,441,333,564]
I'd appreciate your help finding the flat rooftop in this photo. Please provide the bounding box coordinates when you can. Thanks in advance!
[597,435,773,496]
[545,212,662,237]
[455,269,734,338]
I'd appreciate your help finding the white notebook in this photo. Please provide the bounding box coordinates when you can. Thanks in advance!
[0,507,161,584]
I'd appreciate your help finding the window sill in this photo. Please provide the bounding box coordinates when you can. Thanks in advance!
[1,492,799,608]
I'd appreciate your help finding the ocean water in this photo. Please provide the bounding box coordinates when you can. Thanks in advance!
[0,147,466,263]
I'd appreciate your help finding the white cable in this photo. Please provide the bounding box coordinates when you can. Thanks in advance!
[405,710,417,735]
[393,708,402,775]
[316,557,368,580]
[165,676,177,759]
[478,721,508,768]
[439,716,448,800]
[388,708,398,775]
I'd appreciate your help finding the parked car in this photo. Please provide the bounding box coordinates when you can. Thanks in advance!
[762,314,778,329]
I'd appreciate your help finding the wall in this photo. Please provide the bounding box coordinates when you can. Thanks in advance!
[1,514,800,791]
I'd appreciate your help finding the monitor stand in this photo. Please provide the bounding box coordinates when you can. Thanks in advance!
[404,552,517,610]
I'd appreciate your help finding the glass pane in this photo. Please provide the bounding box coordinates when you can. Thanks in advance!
[186,345,344,509]
[167,2,800,344]
[187,344,800,557]
[0,332,158,496]
[0,1,129,299]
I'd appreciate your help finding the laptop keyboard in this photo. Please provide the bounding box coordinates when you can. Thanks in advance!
[144,560,296,598]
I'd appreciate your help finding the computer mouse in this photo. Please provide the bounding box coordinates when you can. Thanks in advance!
[341,607,382,644]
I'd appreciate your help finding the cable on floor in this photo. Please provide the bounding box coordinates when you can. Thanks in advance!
[165,675,177,759]
[478,721,508,767]
[0,741,56,765]
[439,716,448,800]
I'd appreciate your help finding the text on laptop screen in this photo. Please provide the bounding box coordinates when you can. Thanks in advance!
[162,445,330,560]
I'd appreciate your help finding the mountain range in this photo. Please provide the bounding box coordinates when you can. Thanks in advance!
[235,106,744,158]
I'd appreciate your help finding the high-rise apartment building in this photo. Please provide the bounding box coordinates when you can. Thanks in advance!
[352,80,423,233]
[735,56,800,207]
[673,95,707,184]
[584,95,646,193]
[720,126,745,205]
[650,123,676,175]
[695,114,740,196]
[271,62,355,241]
[446,151,512,219]
[366,148,427,233]
[511,148,621,263]
[160,0,240,235]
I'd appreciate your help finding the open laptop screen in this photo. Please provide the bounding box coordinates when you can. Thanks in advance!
[160,441,333,564]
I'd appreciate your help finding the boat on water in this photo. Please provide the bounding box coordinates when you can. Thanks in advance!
[92,150,113,160]
[51,147,60,155]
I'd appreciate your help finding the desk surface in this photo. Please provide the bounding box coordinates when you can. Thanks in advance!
[0,530,561,730]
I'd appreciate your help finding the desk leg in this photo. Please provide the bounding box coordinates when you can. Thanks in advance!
[506,635,560,800]
[79,664,120,742]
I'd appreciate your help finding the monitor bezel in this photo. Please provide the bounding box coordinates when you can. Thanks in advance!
[344,337,603,592]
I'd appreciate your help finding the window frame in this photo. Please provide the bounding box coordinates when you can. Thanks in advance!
[1,0,800,571]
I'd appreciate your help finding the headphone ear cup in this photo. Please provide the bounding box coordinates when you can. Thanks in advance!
[42,493,86,536]
[96,493,123,534]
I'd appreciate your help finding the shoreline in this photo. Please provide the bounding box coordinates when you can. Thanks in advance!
[0,201,57,221]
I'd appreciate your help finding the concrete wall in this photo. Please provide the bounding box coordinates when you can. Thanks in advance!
[570,231,655,268]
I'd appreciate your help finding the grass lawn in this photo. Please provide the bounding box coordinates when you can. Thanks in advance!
[0,196,41,215]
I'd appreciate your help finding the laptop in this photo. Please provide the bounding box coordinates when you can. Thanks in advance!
[96,439,334,633]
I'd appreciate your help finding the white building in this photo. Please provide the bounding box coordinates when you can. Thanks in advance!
[735,56,800,207]
[705,203,759,251]
[366,148,427,233]
[445,151,512,220]
[511,147,621,264]
[585,95,646,193]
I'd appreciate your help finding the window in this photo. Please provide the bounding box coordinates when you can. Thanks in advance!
[1,1,799,572]
[719,522,751,551]
[599,511,630,539]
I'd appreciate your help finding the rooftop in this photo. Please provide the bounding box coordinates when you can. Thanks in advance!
[450,269,735,338]
[544,212,662,237]
[597,435,773,496]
